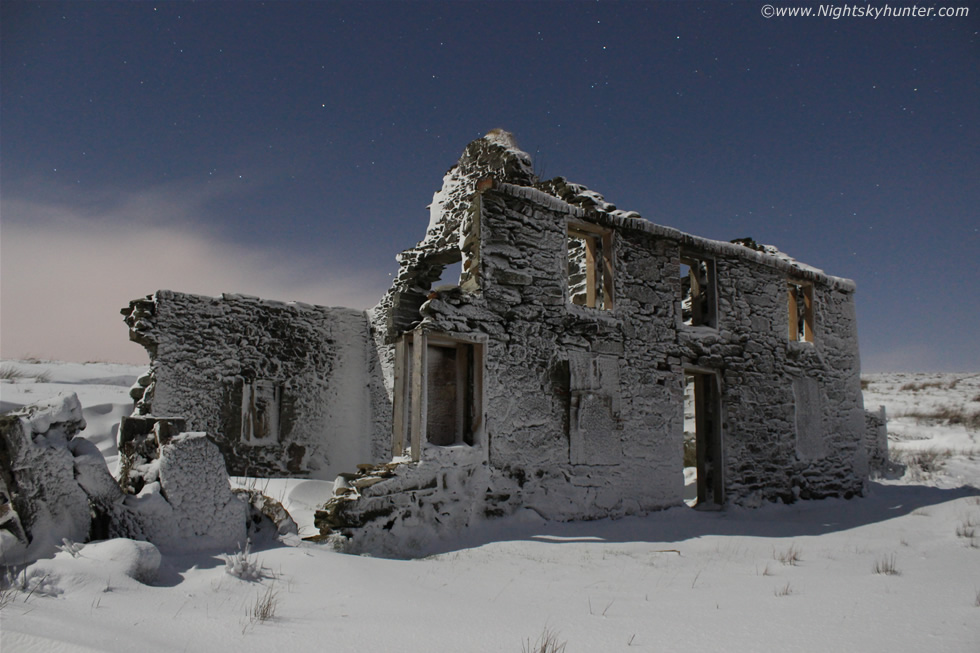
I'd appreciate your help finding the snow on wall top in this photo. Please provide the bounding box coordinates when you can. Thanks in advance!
[424,130,855,292]
[424,129,536,245]
[496,181,855,292]
[140,289,357,315]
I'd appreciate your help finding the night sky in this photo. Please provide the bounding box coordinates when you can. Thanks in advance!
[1,1,977,370]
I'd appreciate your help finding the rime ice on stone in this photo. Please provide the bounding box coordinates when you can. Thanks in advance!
[123,129,884,557]
[156,433,247,549]
[0,394,123,563]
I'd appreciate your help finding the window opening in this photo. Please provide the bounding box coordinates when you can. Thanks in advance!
[683,372,724,507]
[567,223,614,310]
[432,259,463,291]
[788,281,814,342]
[680,254,715,327]
[241,379,280,446]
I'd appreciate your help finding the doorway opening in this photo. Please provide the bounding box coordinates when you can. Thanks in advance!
[391,330,484,461]
[683,371,724,508]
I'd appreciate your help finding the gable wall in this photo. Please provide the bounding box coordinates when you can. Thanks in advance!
[123,290,389,478]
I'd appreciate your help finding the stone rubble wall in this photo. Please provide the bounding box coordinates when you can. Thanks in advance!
[122,290,390,478]
[0,394,100,563]
[0,394,261,562]
[687,253,868,504]
[116,132,881,554]
[414,188,681,519]
[314,446,517,558]
[129,432,248,551]
[865,405,890,475]
[385,133,873,520]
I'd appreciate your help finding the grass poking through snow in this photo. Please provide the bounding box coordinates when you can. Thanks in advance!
[522,628,567,653]
[873,554,901,576]
[0,363,51,383]
[904,406,980,430]
[243,583,279,632]
[774,543,802,566]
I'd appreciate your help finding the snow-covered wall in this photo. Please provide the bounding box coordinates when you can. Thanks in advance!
[364,131,872,529]
[122,291,390,478]
[120,132,877,553]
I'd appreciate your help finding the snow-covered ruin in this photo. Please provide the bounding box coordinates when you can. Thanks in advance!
[114,130,886,554]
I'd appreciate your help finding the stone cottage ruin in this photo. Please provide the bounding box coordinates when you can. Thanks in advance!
[122,130,887,552]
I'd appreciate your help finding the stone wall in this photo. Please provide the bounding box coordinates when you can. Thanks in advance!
[122,291,390,478]
[122,132,881,551]
[370,131,874,525]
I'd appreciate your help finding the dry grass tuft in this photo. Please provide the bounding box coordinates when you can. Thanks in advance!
[774,582,793,596]
[873,553,900,576]
[904,406,980,430]
[0,364,50,383]
[774,543,802,566]
[900,380,949,392]
[243,584,279,631]
[957,515,980,547]
[522,628,567,653]
[892,449,952,480]
[0,364,26,381]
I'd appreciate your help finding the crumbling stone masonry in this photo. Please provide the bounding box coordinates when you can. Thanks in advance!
[122,292,390,478]
[124,130,885,552]
[0,394,256,562]
[1,394,100,563]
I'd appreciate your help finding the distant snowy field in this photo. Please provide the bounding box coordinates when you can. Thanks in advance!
[2,360,978,652]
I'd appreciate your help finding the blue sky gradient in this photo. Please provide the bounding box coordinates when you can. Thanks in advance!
[1,1,977,370]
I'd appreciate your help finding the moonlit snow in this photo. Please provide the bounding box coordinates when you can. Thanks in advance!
[1,361,978,652]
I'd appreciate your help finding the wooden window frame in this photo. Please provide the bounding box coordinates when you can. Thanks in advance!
[567,221,614,311]
[788,280,815,343]
[391,330,485,462]
[679,252,717,328]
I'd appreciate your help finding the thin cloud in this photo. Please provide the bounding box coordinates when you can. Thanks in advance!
[1,187,388,364]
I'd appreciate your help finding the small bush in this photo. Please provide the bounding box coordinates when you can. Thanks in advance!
[522,628,567,653]
[224,541,268,581]
[56,538,83,558]
[860,378,871,390]
[873,554,900,575]
[774,582,793,596]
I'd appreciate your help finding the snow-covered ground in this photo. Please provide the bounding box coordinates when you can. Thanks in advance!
[2,361,978,652]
